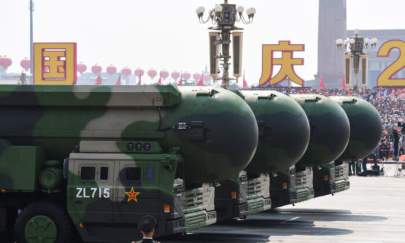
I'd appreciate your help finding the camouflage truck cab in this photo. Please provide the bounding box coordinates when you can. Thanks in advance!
[0,84,259,243]
[67,141,216,242]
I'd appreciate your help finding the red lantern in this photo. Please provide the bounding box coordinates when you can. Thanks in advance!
[147,69,157,79]
[182,72,191,80]
[135,68,144,85]
[106,65,117,75]
[121,67,132,76]
[171,71,180,80]
[91,65,102,74]
[77,63,87,74]
[160,70,169,79]
[0,56,12,70]
[135,68,144,77]
[20,58,30,71]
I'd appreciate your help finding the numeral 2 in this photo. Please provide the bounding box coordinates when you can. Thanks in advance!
[377,40,405,87]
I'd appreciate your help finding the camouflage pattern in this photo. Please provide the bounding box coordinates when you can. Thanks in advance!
[292,94,351,168]
[0,84,258,185]
[0,84,259,242]
[240,90,310,174]
[330,96,382,161]
[0,143,44,192]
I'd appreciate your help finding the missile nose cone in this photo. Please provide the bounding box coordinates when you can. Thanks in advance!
[330,96,382,161]
[292,94,350,168]
[172,87,259,184]
[241,90,310,174]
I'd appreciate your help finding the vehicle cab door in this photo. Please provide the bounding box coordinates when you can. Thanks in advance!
[114,160,160,224]
[67,155,115,224]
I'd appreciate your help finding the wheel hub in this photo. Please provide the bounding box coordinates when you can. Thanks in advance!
[25,215,57,243]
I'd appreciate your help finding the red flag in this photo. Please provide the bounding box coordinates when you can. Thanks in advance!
[177,73,182,86]
[391,89,398,97]
[341,77,348,91]
[319,76,326,90]
[243,74,249,89]
[197,73,204,86]
[115,75,121,86]
[95,76,102,85]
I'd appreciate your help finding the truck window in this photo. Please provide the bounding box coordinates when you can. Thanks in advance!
[81,167,96,180]
[124,167,141,181]
[100,167,109,180]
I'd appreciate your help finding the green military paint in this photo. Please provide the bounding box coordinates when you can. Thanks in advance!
[330,96,382,161]
[292,94,351,168]
[0,84,259,242]
[241,90,310,175]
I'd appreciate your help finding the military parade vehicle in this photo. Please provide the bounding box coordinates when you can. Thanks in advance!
[290,94,351,204]
[314,96,382,196]
[242,91,311,209]
[0,84,259,243]
[0,82,384,243]
[215,90,310,221]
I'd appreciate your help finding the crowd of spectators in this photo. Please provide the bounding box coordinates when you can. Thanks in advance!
[266,86,405,162]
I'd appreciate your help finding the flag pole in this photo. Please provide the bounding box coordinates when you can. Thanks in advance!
[29,0,34,83]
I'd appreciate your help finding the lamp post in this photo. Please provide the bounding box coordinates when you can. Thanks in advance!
[336,32,377,89]
[196,0,255,89]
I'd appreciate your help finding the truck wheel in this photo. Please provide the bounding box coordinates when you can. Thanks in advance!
[6,208,17,242]
[14,202,73,243]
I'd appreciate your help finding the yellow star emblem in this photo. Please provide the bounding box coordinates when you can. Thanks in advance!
[125,187,140,203]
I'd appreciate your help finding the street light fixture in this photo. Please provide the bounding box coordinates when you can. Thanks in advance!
[336,32,378,89]
[336,32,378,74]
[196,0,256,89]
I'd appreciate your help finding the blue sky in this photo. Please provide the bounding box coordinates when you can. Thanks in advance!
[1,0,404,85]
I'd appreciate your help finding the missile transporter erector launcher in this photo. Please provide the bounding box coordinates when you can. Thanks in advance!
[215,90,311,219]
[291,95,382,199]
[290,94,351,204]
[0,85,259,243]
[330,96,382,162]
[323,96,383,195]
[242,91,311,209]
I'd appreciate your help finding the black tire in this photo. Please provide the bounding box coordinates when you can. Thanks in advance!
[14,202,73,243]
[5,208,17,243]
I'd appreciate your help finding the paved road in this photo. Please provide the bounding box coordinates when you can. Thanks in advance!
[163,176,405,243]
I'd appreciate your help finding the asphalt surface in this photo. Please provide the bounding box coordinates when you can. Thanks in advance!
[163,176,405,243]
